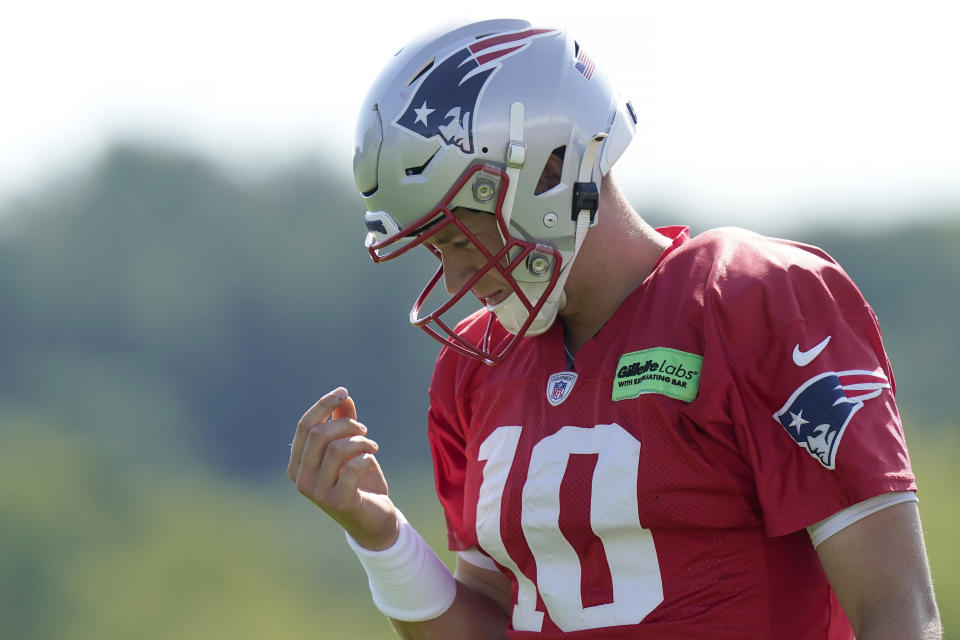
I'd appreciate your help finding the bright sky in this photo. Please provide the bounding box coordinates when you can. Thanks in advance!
[2,0,959,231]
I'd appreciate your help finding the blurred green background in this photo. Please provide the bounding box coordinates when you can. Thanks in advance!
[1,145,956,639]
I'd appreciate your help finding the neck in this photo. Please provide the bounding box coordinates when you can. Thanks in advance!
[558,180,672,355]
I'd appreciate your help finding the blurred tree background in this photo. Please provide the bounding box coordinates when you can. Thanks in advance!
[1,144,957,639]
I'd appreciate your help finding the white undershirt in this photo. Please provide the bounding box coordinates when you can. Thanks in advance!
[807,491,917,548]
[458,546,499,571]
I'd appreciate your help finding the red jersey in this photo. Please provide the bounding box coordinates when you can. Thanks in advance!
[427,226,915,639]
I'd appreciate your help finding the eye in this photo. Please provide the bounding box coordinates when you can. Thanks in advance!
[452,237,471,249]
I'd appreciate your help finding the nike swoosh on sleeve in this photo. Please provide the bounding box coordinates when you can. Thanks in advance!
[792,336,832,366]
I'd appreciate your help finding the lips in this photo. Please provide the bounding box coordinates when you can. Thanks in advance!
[483,291,512,311]
[475,289,507,308]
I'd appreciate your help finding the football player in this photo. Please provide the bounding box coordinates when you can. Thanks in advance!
[288,19,941,639]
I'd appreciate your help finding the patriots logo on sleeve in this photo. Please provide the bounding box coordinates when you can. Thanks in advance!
[394,28,557,154]
[773,369,890,470]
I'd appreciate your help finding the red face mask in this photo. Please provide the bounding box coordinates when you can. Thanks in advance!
[365,164,561,365]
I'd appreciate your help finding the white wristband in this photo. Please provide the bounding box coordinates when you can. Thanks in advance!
[345,510,457,622]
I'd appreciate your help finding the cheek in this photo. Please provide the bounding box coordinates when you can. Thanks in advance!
[440,250,504,285]
[439,251,480,279]
[484,262,513,287]
[474,229,506,255]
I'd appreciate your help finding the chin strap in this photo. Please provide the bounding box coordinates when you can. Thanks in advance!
[546,132,607,305]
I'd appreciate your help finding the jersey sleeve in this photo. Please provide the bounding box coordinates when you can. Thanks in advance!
[427,347,474,551]
[699,234,916,537]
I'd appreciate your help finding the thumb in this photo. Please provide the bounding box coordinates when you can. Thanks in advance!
[332,395,357,421]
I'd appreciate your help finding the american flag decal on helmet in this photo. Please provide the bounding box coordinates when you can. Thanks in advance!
[773,369,890,470]
[574,47,595,81]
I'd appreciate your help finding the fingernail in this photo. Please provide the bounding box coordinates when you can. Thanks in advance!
[332,387,348,399]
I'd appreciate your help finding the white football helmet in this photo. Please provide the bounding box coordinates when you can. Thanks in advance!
[354,19,637,364]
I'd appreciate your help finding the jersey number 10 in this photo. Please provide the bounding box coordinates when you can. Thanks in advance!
[476,423,664,632]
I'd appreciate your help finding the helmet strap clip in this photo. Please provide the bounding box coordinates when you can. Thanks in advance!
[545,132,608,305]
[572,182,600,223]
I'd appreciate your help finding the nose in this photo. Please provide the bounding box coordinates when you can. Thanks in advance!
[441,251,479,295]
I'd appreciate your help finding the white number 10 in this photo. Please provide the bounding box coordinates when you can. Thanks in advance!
[476,423,663,632]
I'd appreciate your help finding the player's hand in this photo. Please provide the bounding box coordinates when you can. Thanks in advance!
[288,387,399,551]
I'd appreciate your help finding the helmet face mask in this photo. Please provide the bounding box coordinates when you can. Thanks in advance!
[353,19,637,364]
[365,163,562,364]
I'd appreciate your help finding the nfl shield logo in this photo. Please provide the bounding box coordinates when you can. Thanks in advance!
[546,372,579,406]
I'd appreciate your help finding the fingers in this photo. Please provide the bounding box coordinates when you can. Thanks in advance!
[289,387,354,482]
[332,396,357,422]
[288,391,397,549]
[329,453,398,550]
[296,432,379,507]
[325,450,381,510]
[300,387,350,430]
[288,421,367,486]
[334,451,388,501]
[306,432,379,501]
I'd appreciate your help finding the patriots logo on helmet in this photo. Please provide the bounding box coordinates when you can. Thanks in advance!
[394,28,557,154]
[773,369,890,470]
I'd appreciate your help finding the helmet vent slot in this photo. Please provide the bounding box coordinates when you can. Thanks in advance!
[405,148,439,176]
[365,219,388,234]
[534,146,566,195]
[407,58,435,86]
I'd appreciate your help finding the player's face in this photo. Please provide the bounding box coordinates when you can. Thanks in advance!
[424,208,511,307]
